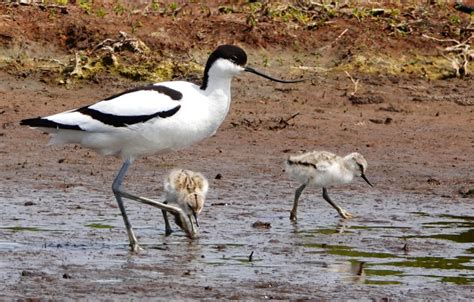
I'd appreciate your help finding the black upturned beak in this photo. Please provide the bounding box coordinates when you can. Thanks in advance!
[361,173,374,187]
[244,66,305,83]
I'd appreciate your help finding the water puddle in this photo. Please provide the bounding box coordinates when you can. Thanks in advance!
[300,212,474,285]
[1,192,473,296]
[407,214,474,244]
[0,226,43,232]
[0,225,71,233]
[0,240,24,249]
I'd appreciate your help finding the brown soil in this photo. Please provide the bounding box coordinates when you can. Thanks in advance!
[1,1,473,300]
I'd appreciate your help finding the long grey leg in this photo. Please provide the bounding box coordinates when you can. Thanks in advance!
[290,183,306,221]
[322,187,352,219]
[161,201,173,236]
[112,159,141,252]
[112,160,197,251]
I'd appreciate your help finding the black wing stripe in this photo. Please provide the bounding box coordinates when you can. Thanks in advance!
[20,85,182,130]
[77,105,181,127]
[20,117,83,131]
[103,85,183,101]
[286,159,317,170]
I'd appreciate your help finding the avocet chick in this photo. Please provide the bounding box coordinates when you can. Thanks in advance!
[285,151,373,220]
[162,169,209,236]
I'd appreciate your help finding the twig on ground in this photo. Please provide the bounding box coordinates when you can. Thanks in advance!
[292,66,329,72]
[284,112,300,124]
[91,31,150,55]
[344,71,359,96]
[318,28,349,52]
[421,34,460,45]
[422,33,473,77]
[70,52,83,78]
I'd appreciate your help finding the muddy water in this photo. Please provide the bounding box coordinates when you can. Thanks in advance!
[1,170,473,299]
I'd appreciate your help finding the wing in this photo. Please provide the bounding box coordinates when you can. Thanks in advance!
[314,160,332,171]
[21,84,182,132]
[288,151,336,171]
[311,151,336,171]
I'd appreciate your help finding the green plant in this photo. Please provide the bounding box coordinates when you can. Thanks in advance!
[247,1,262,14]
[78,0,92,14]
[434,0,449,9]
[96,7,107,17]
[279,6,310,24]
[113,2,126,16]
[245,1,262,28]
[167,2,179,16]
[352,7,369,22]
[151,0,160,12]
[246,14,257,28]
[218,6,235,14]
[321,3,338,18]
[131,21,143,34]
[389,8,400,18]
[449,14,461,25]
[48,8,57,19]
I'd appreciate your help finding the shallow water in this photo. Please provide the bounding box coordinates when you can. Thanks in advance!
[1,176,473,299]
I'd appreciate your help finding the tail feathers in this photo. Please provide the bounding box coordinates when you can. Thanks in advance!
[20,117,82,131]
[20,117,44,126]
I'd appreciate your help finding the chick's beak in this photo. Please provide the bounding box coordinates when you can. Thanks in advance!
[174,212,198,239]
[361,173,374,187]
[188,213,199,234]
[192,209,199,228]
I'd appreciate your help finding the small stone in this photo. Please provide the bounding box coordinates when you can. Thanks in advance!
[62,273,72,279]
[252,221,271,229]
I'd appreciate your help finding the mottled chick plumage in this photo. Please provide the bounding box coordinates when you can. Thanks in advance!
[285,150,373,221]
[164,169,209,216]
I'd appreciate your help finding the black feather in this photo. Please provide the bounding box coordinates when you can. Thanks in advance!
[20,118,83,131]
[77,105,181,127]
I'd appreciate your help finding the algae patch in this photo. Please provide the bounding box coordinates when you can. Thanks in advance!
[0,50,203,84]
[86,223,114,229]
[67,52,203,82]
[331,53,469,80]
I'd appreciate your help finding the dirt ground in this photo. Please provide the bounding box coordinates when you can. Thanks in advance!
[1,1,473,300]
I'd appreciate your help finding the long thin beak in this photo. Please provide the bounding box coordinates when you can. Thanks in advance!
[188,214,198,235]
[173,211,198,239]
[192,210,199,228]
[361,173,374,187]
[244,66,305,83]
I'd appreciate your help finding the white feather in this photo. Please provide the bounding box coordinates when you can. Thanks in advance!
[39,77,231,159]
[286,151,357,187]
[46,111,114,132]
[89,82,183,116]
[23,46,252,160]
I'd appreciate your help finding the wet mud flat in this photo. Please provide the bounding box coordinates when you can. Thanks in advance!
[1,70,473,299]
[0,170,473,300]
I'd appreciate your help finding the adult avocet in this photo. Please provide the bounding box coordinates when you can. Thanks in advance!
[285,151,373,221]
[21,44,303,251]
